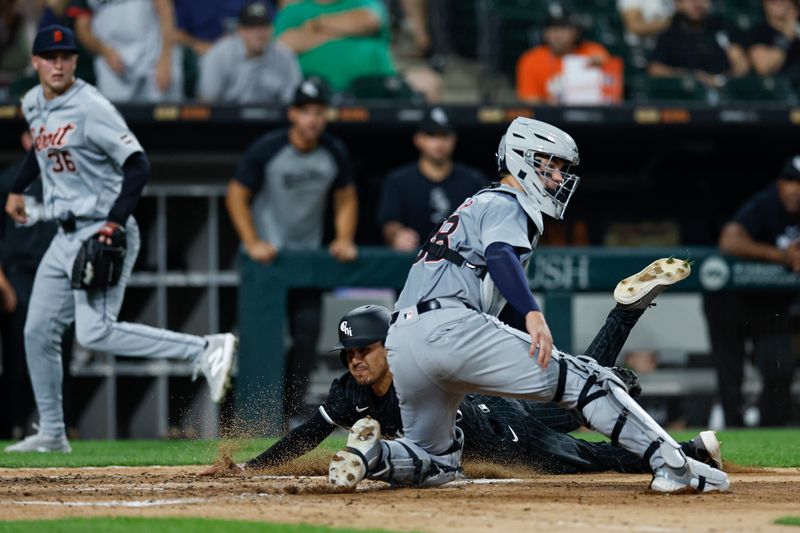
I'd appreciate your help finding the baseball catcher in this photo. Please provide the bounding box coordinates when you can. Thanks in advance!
[200,264,721,477]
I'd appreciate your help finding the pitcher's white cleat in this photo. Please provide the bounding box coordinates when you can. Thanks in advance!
[5,432,71,453]
[195,333,237,403]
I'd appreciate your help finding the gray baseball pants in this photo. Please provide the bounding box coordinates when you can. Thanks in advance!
[24,217,206,437]
[384,301,678,483]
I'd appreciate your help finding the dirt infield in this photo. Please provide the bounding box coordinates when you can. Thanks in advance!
[1,463,798,532]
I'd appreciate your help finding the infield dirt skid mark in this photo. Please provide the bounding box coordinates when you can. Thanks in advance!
[0,467,798,532]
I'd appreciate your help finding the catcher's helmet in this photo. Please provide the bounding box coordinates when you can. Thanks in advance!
[332,305,392,368]
[496,117,580,220]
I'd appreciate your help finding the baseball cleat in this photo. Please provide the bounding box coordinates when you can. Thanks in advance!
[195,333,237,403]
[650,456,729,494]
[329,416,381,489]
[614,257,691,309]
[692,430,723,470]
[5,432,72,453]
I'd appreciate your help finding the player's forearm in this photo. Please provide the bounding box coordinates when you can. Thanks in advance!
[10,149,40,194]
[74,16,109,56]
[382,221,406,245]
[333,186,358,243]
[485,242,541,316]
[314,9,380,37]
[225,182,261,247]
[245,412,333,470]
[107,152,149,225]
[154,0,176,60]
[719,222,787,265]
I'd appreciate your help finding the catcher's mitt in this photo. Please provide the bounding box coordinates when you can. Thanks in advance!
[71,223,126,290]
[611,366,642,400]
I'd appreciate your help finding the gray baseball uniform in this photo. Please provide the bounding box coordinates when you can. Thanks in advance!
[71,0,183,102]
[198,35,301,104]
[21,80,205,438]
[379,185,690,486]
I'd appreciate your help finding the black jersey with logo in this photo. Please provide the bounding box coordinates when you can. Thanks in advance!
[319,372,404,439]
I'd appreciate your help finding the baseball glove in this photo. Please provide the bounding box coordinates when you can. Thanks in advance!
[71,222,127,290]
[611,366,642,400]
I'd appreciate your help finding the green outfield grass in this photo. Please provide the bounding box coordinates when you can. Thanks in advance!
[776,517,800,527]
[0,428,798,469]
[0,517,409,533]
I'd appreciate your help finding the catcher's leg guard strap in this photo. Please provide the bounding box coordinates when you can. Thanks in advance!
[561,356,685,471]
[370,429,464,487]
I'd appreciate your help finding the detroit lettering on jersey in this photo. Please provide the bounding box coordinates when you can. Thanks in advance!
[22,79,143,221]
[32,124,77,150]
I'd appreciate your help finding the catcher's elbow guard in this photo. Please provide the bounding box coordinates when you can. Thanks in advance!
[71,235,126,290]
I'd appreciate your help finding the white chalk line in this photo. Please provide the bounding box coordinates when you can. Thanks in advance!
[555,521,682,533]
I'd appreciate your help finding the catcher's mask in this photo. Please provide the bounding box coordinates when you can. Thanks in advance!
[332,305,392,368]
[496,117,581,220]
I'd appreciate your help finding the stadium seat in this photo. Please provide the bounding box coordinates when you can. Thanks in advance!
[635,76,712,103]
[721,75,799,103]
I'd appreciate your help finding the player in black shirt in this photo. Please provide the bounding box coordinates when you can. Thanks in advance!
[201,267,722,476]
[704,155,800,426]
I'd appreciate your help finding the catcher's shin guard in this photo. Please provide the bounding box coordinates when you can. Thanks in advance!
[560,354,729,492]
[371,427,464,488]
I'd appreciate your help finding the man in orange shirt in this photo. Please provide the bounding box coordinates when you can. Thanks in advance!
[516,11,618,104]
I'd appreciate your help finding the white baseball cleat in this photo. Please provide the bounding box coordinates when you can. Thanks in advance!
[614,257,692,309]
[650,456,730,493]
[693,430,723,470]
[329,416,381,489]
[195,333,237,403]
[5,432,72,453]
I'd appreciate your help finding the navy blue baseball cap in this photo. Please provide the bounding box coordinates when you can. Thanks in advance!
[33,25,78,55]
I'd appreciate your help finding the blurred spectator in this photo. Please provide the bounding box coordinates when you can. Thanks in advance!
[618,0,674,49]
[397,0,430,57]
[703,155,800,427]
[225,77,358,425]
[70,0,183,102]
[0,131,74,440]
[0,0,34,89]
[173,0,250,56]
[273,0,440,100]
[748,0,800,88]
[198,2,301,104]
[39,0,70,27]
[516,10,621,104]
[648,0,749,88]
[376,107,487,252]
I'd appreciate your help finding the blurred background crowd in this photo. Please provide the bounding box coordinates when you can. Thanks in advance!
[1,0,798,105]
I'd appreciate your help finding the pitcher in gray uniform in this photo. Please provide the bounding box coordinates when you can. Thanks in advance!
[329,117,731,494]
[4,25,236,453]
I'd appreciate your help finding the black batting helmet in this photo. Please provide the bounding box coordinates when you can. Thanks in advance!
[332,305,392,368]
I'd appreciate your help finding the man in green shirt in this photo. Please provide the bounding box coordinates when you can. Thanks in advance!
[273,0,397,91]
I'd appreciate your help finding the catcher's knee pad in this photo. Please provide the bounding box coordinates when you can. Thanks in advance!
[371,428,464,488]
